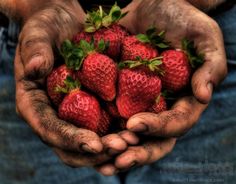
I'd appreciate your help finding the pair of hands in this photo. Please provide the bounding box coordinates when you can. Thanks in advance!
[14,0,227,176]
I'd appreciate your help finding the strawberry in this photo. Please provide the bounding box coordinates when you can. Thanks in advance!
[61,40,118,101]
[47,65,75,106]
[160,50,191,91]
[116,67,162,119]
[73,32,92,44]
[121,35,158,61]
[121,27,169,61]
[110,23,129,41]
[73,24,129,47]
[93,28,121,59]
[78,3,129,59]
[59,87,110,136]
[148,95,167,114]
[78,52,118,101]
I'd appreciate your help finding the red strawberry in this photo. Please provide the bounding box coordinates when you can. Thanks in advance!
[47,65,75,106]
[77,3,129,59]
[116,67,162,119]
[72,29,121,59]
[59,89,109,136]
[61,40,118,101]
[78,52,118,101]
[93,28,121,59]
[72,32,92,43]
[73,24,129,49]
[121,35,158,61]
[148,95,167,114]
[161,50,191,91]
[110,23,129,41]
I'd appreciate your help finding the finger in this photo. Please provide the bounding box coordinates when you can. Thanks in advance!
[19,3,84,80]
[95,164,118,176]
[102,134,127,156]
[19,16,54,80]
[115,138,176,170]
[189,18,227,104]
[127,96,207,137]
[191,53,227,104]
[15,48,103,154]
[118,130,139,145]
[54,148,110,168]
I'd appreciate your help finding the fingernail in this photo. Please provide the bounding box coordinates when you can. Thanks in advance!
[130,123,148,133]
[207,82,213,93]
[81,144,98,154]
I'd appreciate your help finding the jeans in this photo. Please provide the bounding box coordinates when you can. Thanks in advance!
[1,6,236,183]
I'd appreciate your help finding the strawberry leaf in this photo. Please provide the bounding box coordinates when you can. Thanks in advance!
[120,11,129,19]
[119,60,142,69]
[61,40,85,71]
[156,43,169,49]
[55,76,81,93]
[61,40,73,58]
[144,27,170,49]
[136,34,151,43]
[182,38,204,68]
[84,25,96,33]
[79,39,94,53]
[102,16,113,27]
[97,39,107,52]
[84,3,128,32]
[64,76,81,90]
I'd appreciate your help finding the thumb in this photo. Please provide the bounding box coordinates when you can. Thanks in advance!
[19,19,54,80]
[191,53,227,104]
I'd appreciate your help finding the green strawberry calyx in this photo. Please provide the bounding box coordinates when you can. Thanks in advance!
[85,3,128,33]
[136,27,170,49]
[60,39,108,70]
[181,38,204,68]
[55,76,81,94]
[119,56,164,75]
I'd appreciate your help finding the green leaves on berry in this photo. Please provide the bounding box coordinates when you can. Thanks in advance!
[137,27,170,49]
[85,3,128,32]
[55,76,81,94]
[182,38,204,68]
[61,39,108,70]
[119,56,164,75]
[61,40,84,70]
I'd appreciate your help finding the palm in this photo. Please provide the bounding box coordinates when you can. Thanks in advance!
[97,0,228,175]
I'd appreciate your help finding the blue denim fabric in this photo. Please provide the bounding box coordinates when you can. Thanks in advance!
[1,5,236,183]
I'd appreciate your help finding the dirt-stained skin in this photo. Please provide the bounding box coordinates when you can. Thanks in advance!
[0,0,229,175]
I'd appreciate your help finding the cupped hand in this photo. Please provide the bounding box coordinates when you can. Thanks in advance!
[14,0,137,168]
[100,0,228,173]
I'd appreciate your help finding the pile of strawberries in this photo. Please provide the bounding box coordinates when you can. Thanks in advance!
[47,4,203,136]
